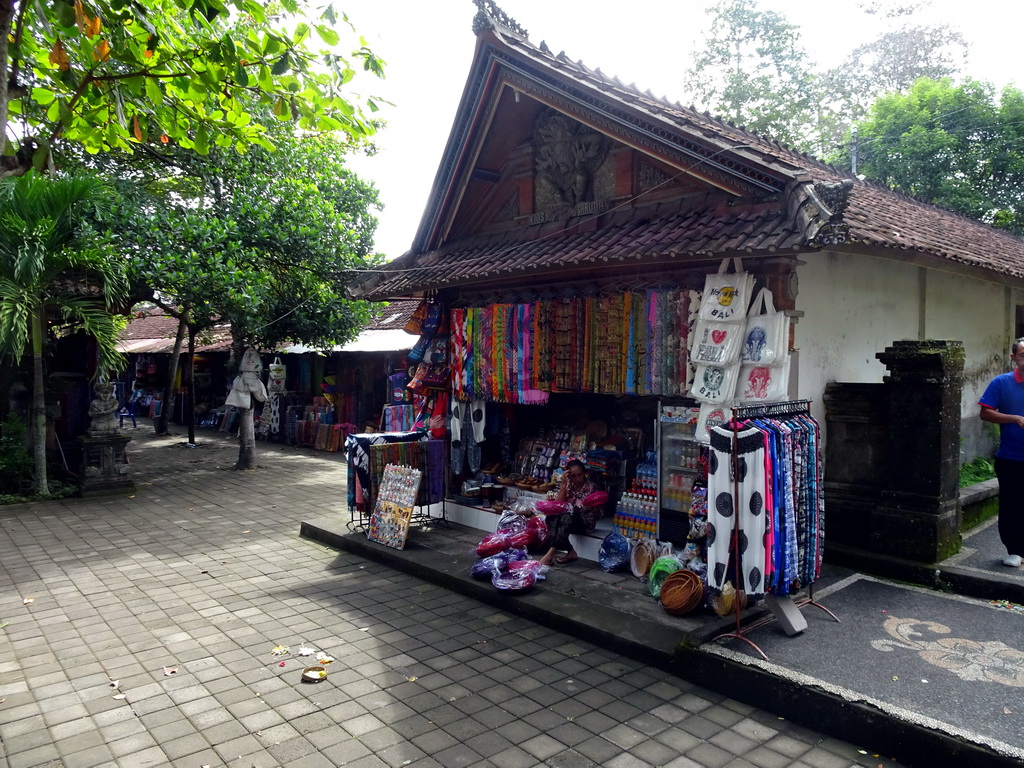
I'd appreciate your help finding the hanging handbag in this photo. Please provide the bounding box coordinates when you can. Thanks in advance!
[690,317,744,365]
[403,300,429,335]
[738,355,792,404]
[268,356,286,394]
[741,288,789,366]
[698,258,754,322]
[690,362,740,404]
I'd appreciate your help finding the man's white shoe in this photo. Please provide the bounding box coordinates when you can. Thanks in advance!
[1002,554,1022,567]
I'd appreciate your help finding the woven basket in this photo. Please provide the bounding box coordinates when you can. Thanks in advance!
[659,570,704,616]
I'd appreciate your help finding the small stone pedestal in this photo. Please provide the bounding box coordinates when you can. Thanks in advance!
[78,434,134,497]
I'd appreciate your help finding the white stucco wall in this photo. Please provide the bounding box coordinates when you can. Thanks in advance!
[794,250,1020,459]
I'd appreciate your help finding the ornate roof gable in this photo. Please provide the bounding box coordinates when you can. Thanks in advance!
[411,6,809,255]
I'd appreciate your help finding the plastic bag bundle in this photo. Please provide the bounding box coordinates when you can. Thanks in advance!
[536,499,568,516]
[647,556,682,598]
[470,548,527,579]
[508,529,533,548]
[492,565,537,591]
[508,559,548,581]
[526,515,548,544]
[476,531,512,557]
[598,533,631,573]
[498,509,528,535]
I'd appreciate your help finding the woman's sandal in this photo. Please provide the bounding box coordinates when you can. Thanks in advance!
[555,553,578,564]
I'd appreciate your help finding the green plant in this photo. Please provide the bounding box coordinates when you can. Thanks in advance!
[0,413,34,495]
[959,456,996,487]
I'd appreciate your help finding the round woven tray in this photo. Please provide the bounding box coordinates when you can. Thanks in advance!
[659,570,703,616]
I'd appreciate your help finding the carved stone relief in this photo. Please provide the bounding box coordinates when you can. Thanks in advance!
[533,109,612,216]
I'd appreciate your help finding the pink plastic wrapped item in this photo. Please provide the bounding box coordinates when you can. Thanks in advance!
[526,515,549,546]
[476,531,512,557]
[582,490,609,508]
[508,530,532,548]
[535,500,568,516]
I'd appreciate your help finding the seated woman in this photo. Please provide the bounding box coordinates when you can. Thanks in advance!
[538,459,598,566]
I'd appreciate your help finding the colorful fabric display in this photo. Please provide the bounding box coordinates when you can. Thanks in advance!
[705,408,823,601]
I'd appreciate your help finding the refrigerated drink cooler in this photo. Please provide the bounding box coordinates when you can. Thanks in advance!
[657,400,702,545]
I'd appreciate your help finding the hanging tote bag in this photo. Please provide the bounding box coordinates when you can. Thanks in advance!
[690,362,740,404]
[738,355,792,404]
[698,258,754,322]
[690,318,744,365]
[694,402,728,444]
[740,288,789,366]
[268,357,287,395]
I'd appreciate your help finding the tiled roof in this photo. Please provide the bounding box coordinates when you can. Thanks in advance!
[118,301,417,354]
[355,22,1024,300]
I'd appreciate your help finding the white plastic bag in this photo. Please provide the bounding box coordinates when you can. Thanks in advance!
[738,355,792,404]
[691,362,739,404]
[698,258,753,322]
[694,402,728,444]
[740,288,788,366]
[690,317,744,365]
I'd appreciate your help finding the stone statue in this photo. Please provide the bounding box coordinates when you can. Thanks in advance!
[87,379,120,436]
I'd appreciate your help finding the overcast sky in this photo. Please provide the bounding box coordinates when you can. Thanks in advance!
[339,0,1020,260]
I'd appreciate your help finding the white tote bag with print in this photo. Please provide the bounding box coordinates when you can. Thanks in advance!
[738,355,792,404]
[740,288,788,367]
[698,258,754,323]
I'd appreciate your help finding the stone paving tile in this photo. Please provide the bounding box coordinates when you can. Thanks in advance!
[0,430,908,768]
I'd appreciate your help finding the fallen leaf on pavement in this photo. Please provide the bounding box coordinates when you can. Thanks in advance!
[242,530,250,534]
[109,680,119,688]
[406,676,417,682]
[1005,707,1013,714]
[113,694,126,700]
[22,598,33,604]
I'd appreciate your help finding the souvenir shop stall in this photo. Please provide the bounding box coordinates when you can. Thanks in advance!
[398,258,825,619]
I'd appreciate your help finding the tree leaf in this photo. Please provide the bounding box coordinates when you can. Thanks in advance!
[314,25,339,46]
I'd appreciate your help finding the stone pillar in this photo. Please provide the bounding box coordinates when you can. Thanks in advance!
[873,340,964,562]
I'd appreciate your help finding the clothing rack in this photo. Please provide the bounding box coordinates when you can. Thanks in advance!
[710,399,837,660]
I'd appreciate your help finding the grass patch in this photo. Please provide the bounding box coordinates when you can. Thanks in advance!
[959,456,995,487]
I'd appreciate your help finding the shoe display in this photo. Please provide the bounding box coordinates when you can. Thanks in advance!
[1002,554,1022,567]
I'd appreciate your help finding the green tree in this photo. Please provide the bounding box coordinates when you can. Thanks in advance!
[817,1,967,157]
[683,0,817,149]
[848,78,1024,233]
[0,0,383,178]
[97,121,381,468]
[0,171,126,494]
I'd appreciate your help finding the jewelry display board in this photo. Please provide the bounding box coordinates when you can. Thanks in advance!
[366,464,422,550]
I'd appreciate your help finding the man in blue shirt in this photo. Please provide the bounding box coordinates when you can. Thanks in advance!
[979,338,1024,567]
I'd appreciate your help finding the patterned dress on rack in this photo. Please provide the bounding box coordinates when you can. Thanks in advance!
[707,424,769,599]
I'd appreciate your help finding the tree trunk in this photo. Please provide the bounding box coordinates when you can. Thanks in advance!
[186,328,196,445]
[30,309,48,495]
[155,315,186,435]
[0,0,15,160]
[234,406,257,470]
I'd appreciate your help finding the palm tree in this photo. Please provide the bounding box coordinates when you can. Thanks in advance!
[0,171,127,495]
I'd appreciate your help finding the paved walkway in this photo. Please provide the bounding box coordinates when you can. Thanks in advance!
[1,427,905,768]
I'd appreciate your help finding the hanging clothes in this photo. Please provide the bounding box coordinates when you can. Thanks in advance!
[707,424,769,599]
[706,406,824,601]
